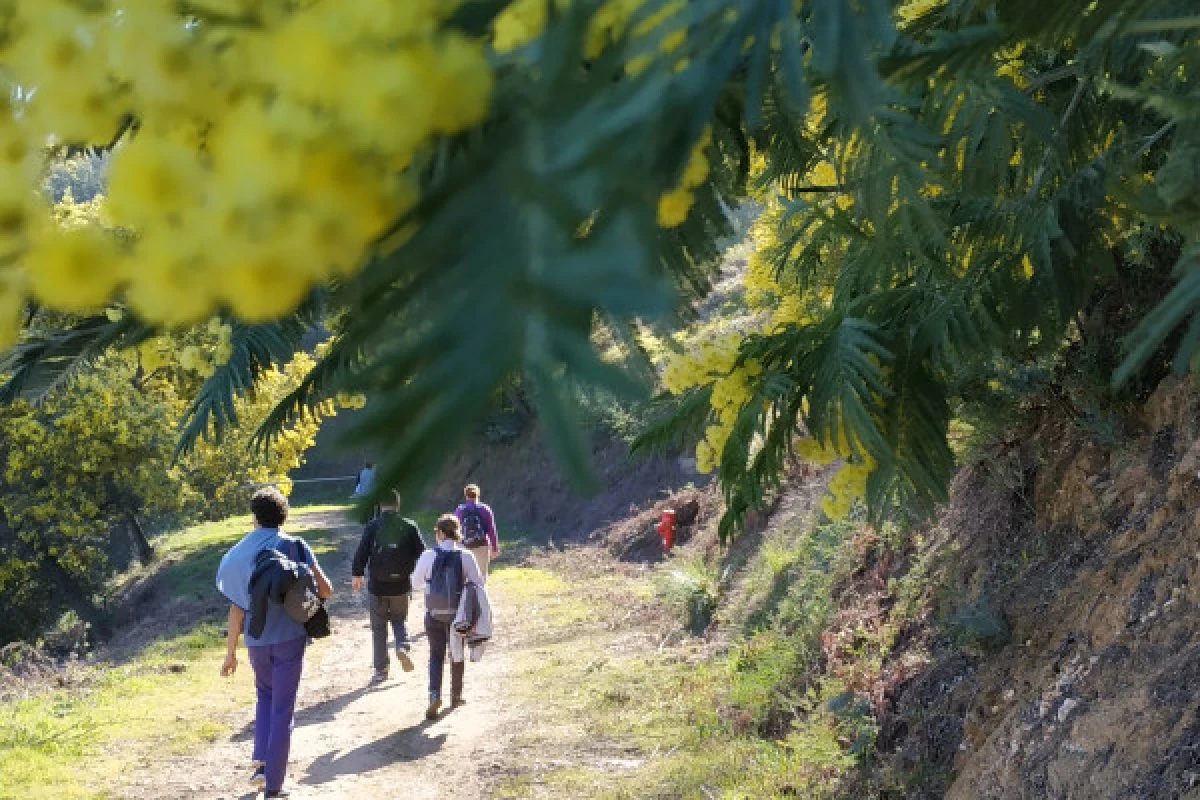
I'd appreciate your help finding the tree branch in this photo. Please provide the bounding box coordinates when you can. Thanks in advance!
[1026,75,1090,200]
[1024,64,1078,94]
[1136,120,1176,159]
[783,184,845,194]
[1122,15,1200,36]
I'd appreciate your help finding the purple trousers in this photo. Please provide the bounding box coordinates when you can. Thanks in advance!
[247,636,306,793]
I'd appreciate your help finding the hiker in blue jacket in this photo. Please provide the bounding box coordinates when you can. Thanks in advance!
[216,488,332,799]
[408,514,483,720]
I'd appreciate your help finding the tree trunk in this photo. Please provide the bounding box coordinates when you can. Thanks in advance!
[40,557,113,642]
[125,512,154,565]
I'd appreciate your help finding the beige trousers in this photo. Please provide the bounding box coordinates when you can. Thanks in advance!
[468,545,490,583]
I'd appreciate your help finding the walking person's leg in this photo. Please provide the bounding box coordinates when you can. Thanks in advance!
[264,637,306,796]
[451,660,465,707]
[391,594,413,672]
[368,594,390,682]
[425,613,449,718]
[468,545,490,582]
[247,645,273,788]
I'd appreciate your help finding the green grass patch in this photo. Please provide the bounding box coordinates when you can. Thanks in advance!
[0,623,253,800]
[147,509,348,600]
[494,517,871,799]
[490,565,568,598]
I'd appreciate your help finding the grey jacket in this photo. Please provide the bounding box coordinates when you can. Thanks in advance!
[451,581,493,662]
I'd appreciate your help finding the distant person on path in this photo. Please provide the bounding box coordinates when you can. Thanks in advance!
[352,490,426,685]
[215,488,332,799]
[353,461,380,521]
[353,461,376,498]
[409,514,484,719]
[454,484,498,582]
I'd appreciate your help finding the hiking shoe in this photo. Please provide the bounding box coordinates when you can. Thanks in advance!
[250,764,266,789]
[264,790,290,799]
[395,646,414,673]
[369,669,388,685]
[451,696,466,709]
[426,693,442,720]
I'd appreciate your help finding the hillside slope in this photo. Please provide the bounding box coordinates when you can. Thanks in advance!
[717,377,1200,799]
[423,426,708,545]
[938,380,1200,799]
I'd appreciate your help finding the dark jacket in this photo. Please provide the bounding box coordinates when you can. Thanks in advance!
[247,548,318,639]
[352,512,427,596]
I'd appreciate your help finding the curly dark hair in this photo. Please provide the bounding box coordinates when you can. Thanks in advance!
[251,487,289,529]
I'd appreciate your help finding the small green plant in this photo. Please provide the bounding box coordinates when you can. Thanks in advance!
[940,587,1011,651]
[657,556,720,635]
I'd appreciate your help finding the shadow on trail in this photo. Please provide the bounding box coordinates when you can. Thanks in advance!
[300,718,448,786]
[232,686,372,743]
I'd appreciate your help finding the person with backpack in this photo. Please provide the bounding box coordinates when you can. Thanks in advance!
[408,514,484,720]
[215,487,333,799]
[351,491,426,684]
[454,484,498,582]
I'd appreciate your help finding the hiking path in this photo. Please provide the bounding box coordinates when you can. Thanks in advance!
[121,511,519,799]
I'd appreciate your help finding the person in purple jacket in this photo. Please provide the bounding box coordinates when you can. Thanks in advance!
[454,484,498,581]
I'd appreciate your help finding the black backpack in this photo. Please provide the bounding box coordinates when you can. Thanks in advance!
[459,505,488,549]
[371,513,419,583]
[426,550,465,622]
[283,540,330,639]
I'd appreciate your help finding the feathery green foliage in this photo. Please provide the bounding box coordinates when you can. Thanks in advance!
[3,0,1200,535]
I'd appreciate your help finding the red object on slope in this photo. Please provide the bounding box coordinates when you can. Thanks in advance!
[656,509,676,553]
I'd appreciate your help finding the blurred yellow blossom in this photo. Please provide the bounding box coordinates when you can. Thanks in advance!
[0,0,494,328]
[658,127,713,229]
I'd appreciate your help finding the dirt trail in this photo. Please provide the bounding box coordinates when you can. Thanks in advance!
[124,514,517,800]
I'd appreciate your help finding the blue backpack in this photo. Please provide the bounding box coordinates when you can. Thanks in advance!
[426,550,465,622]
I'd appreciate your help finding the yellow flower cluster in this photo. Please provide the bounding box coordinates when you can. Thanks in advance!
[0,269,21,347]
[493,0,565,53]
[662,329,741,394]
[167,317,232,378]
[0,356,184,559]
[661,330,762,473]
[793,434,875,519]
[743,196,833,330]
[658,126,713,228]
[492,0,684,61]
[663,148,874,502]
[0,0,493,343]
[896,0,946,23]
[336,391,368,409]
[134,317,231,378]
[821,460,874,519]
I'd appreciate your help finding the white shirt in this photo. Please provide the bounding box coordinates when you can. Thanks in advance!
[409,540,484,595]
